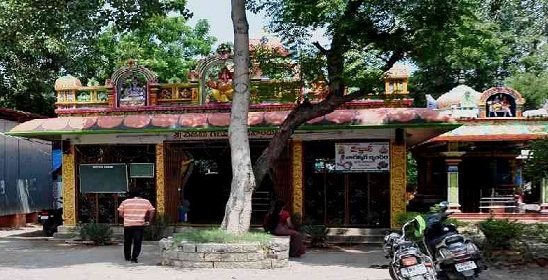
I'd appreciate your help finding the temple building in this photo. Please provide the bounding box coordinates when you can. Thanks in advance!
[412,77,548,220]
[6,43,457,231]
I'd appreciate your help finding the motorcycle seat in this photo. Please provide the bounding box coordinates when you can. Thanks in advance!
[444,235,464,245]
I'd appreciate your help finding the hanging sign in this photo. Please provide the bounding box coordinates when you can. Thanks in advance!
[335,142,390,172]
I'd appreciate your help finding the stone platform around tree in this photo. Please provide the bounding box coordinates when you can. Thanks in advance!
[158,236,290,269]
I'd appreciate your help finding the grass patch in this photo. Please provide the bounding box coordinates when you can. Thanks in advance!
[479,218,524,250]
[174,228,273,244]
[523,223,548,244]
[79,223,113,245]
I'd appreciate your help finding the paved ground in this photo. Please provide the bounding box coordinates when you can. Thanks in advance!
[0,227,546,280]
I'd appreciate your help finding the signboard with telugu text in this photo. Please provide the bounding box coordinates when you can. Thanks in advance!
[335,142,390,172]
[169,130,276,140]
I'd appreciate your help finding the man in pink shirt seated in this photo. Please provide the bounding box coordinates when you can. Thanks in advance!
[117,190,155,263]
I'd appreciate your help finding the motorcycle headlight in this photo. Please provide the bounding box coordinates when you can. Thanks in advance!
[466,242,478,254]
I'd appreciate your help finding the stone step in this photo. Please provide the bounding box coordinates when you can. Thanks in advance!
[326,227,388,236]
[452,213,548,222]
[325,228,388,245]
[326,235,385,245]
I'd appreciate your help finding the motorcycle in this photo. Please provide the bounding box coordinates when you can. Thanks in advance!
[383,217,437,280]
[422,203,484,280]
[38,199,63,237]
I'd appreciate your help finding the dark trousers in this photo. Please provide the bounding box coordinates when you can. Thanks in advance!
[124,226,145,261]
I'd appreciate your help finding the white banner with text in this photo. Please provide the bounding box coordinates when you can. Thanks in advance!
[335,142,390,172]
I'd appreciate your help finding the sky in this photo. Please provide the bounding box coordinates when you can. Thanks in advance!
[183,1,409,71]
[185,0,267,45]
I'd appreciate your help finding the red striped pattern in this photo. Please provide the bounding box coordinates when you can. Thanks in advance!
[117,198,155,227]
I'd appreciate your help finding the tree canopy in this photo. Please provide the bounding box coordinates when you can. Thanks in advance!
[250,0,474,86]
[95,15,216,83]
[0,0,209,116]
[523,138,548,184]
[411,0,548,108]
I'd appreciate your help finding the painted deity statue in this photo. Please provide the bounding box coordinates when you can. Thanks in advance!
[119,77,146,107]
[488,94,512,117]
[206,66,234,103]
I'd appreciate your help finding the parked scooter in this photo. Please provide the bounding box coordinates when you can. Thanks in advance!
[422,202,484,280]
[383,217,437,280]
[38,199,63,237]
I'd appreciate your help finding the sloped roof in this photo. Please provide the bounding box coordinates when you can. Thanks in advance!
[427,120,548,142]
[8,108,455,138]
[0,107,45,123]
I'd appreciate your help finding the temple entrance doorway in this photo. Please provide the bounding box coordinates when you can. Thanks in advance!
[303,141,390,227]
[165,141,275,225]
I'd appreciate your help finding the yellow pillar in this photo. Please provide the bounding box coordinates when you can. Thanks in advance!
[441,152,465,212]
[62,144,77,226]
[155,143,166,214]
[390,142,407,229]
[291,140,304,215]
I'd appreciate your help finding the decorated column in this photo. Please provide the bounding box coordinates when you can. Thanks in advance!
[441,151,465,213]
[390,142,407,229]
[541,178,548,214]
[149,82,159,106]
[155,143,166,215]
[62,144,77,226]
[291,140,304,216]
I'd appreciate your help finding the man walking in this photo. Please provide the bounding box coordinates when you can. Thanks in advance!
[117,190,155,263]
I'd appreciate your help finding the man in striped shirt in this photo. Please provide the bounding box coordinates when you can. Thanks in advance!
[117,191,155,263]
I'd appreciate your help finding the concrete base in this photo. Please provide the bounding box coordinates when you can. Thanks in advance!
[53,224,177,241]
[53,225,79,240]
[326,228,387,244]
[0,213,38,228]
[540,203,548,214]
[448,203,462,213]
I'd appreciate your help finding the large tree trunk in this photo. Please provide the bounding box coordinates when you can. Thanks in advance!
[221,0,255,233]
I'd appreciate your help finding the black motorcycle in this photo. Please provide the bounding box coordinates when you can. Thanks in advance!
[384,217,437,280]
[38,200,63,237]
[422,205,484,280]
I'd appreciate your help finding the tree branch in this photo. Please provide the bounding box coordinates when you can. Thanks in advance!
[312,41,328,55]
[382,49,406,72]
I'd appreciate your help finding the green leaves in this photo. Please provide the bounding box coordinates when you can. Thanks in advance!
[479,218,524,250]
[96,16,215,83]
[505,72,548,110]
[410,0,548,104]
[0,0,198,115]
[523,138,548,184]
[250,0,478,97]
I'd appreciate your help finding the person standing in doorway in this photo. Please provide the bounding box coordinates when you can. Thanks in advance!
[117,190,155,263]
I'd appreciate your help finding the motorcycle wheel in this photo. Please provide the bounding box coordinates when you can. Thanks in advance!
[43,221,56,237]
[437,270,449,280]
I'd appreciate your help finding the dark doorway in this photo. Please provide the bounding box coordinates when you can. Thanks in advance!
[459,156,514,213]
[303,141,390,227]
[169,141,274,225]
